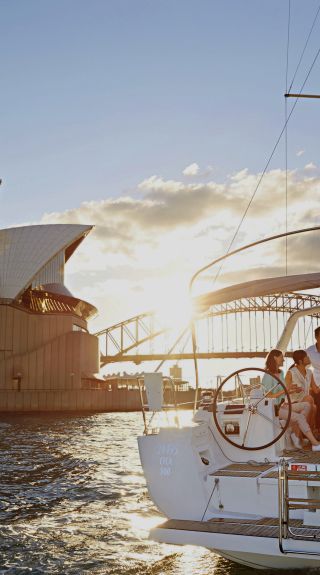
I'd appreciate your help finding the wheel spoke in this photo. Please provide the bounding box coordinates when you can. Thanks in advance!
[241,412,252,447]
[255,408,287,431]
[254,381,283,407]
[212,366,291,451]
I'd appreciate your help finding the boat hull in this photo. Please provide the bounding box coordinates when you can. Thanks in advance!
[152,525,320,569]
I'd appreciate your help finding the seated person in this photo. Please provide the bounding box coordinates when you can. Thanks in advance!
[262,349,320,451]
[285,349,318,435]
[306,326,320,431]
[261,349,286,412]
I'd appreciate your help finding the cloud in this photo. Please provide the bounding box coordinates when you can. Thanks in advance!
[283,231,320,271]
[182,162,200,176]
[203,165,214,176]
[304,162,317,171]
[42,177,246,248]
[296,150,304,157]
[42,168,318,246]
[230,168,249,182]
[40,168,320,269]
[39,166,320,328]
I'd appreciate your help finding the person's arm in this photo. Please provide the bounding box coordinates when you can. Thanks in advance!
[285,368,302,394]
[284,369,295,394]
[285,369,292,388]
[264,372,285,398]
[267,389,285,398]
[310,373,320,394]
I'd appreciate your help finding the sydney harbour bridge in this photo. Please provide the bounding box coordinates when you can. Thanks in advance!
[96,226,320,368]
[96,288,320,366]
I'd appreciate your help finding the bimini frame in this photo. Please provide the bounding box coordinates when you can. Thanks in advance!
[189,226,320,410]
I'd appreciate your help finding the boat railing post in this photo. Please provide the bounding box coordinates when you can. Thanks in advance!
[278,458,287,552]
[168,375,180,427]
[284,461,289,538]
[138,377,148,435]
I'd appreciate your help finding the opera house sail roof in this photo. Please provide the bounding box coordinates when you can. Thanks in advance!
[0,224,101,409]
[0,224,97,319]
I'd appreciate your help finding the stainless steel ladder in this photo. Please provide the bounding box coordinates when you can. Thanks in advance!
[278,458,320,555]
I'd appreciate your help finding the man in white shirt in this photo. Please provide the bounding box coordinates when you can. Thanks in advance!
[306,326,320,431]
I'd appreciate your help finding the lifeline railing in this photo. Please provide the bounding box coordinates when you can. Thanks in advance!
[138,375,182,435]
[278,459,320,555]
[137,373,207,434]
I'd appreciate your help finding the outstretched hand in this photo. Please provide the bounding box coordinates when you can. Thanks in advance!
[290,384,303,393]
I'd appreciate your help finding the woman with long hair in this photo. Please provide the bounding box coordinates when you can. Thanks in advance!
[262,349,286,407]
[262,349,320,450]
[285,349,318,433]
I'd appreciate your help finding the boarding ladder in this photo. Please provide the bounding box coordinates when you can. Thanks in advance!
[278,458,320,555]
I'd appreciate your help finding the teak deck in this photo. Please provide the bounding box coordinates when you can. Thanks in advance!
[156,453,320,540]
[159,517,320,540]
[210,451,320,479]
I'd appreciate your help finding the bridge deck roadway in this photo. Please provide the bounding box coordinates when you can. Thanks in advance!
[100,351,294,365]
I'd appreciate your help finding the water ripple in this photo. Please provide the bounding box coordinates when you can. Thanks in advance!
[0,412,247,574]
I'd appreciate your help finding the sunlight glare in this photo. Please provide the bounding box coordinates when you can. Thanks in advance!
[152,409,194,429]
[129,512,163,535]
[176,546,219,575]
[153,287,193,331]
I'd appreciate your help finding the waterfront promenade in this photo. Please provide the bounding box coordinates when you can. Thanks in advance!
[0,388,197,412]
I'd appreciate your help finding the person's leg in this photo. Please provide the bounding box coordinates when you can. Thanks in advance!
[303,395,317,431]
[290,402,311,442]
[279,406,303,447]
[291,411,320,446]
[311,391,320,431]
[279,405,319,447]
[291,401,311,419]
[278,404,298,449]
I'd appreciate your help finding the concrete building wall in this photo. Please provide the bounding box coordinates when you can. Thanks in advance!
[0,304,88,357]
[0,389,196,412]
[0,304,99,396]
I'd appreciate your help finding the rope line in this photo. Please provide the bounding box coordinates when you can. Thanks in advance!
[285,0,291,93]
[212,41,320,288]
[285,0,291,276]
[201,478,219,521]
[287,2,320,93]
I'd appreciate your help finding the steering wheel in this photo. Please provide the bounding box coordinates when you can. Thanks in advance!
[212,367,292,451]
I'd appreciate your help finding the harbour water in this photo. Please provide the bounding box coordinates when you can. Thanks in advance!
[0,411,296,574]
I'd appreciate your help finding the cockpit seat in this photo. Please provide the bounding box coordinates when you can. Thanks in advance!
[224,404,245,415]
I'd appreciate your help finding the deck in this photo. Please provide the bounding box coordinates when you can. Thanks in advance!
[156,452,320,541]
[157,516,320,539]
[211,451,320,479]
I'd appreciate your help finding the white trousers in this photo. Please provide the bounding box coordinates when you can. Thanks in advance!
[279,401,311,435]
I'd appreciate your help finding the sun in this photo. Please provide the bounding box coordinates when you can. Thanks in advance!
[153,287,194,331]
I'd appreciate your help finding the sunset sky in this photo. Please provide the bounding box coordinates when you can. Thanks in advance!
[1,1,320,381]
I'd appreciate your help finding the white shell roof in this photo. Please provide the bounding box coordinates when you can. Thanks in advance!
[0,224,92,300]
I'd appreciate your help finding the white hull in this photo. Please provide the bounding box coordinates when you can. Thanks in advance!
[138,414,320,570]
[152,526,320,569]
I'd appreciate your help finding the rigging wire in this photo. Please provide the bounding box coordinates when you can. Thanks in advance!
[285,0,291,276]
[287,2,320,94]
[211,40,320,289]
[284,1,320,276]
[285,1,291,96]
[209,4,320,290]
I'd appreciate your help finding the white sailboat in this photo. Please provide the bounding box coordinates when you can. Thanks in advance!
[137,232,320,569]
[137,6,320,567]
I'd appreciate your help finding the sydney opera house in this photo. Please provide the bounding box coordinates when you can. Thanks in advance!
[0,224,102,411]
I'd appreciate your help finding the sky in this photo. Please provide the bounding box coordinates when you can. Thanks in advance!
[1,0,320,383]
